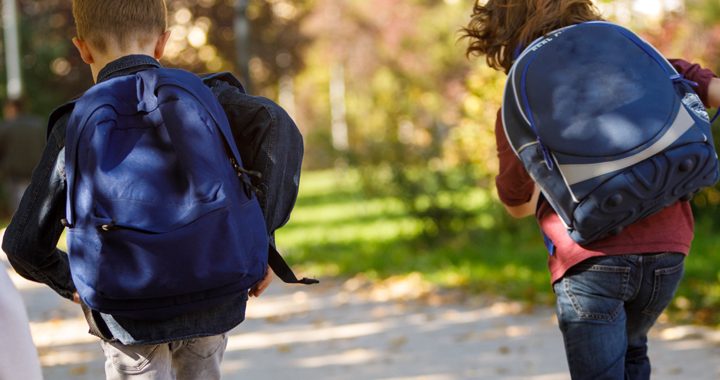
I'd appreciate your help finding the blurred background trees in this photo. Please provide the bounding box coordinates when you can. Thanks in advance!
[3,0,719,225]
[1,0,719,323]
[0,0,316,115]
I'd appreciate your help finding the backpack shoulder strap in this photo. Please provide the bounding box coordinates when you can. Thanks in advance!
[201,72,317,285]
[202,72,304,229]
[139,68,247,167]
[47,101,76,140]
[269,237,319,285]
[201,72,246,93]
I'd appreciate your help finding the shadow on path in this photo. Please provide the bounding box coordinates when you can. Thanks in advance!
[2,229,719,380]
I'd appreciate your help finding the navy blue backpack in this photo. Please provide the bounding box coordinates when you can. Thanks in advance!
[502,22,719,245]
[64,68,269,319]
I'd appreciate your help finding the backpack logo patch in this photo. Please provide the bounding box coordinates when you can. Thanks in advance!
[682,92,710,122]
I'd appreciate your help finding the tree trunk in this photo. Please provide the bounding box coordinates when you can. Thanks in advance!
[3,0,22,100]
[234,0,252,93]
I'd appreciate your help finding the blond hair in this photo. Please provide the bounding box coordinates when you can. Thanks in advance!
[72,0,167,52]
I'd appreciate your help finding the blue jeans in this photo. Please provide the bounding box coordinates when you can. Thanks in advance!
[553,252,685,380]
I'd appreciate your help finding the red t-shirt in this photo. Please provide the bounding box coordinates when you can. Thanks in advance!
[494,59,717,284]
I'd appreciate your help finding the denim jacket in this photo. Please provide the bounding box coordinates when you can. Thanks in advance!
[2,55,268,345]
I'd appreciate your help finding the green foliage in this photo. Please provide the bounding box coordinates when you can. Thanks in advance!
[279,170,551,304]
[281,170,720,325]
[293,0,501,238]
[685,0,720,27]
[668,214,720,325]
[0,2,90,117]
[356,162,482,241]
[0,0,316,118]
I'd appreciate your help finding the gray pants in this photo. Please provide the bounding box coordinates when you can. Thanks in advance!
[101,334,228,380]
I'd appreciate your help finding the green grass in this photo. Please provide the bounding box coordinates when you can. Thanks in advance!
[279,170,720,325]
[674,216,720,324]
[278,170,553,304]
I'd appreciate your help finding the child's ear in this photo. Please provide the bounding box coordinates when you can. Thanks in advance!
[72,37,95,65]
[153,31,172,60]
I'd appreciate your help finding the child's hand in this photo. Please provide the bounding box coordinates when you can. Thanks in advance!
[709,77,720,109]
[249,266,273,298]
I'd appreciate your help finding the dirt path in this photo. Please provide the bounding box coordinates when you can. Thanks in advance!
[2,229,719,379]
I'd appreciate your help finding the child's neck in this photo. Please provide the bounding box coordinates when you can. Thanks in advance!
[90,43,157,83]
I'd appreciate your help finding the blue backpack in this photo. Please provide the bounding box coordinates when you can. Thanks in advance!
[63,68,269,319]
[502,22,719,245]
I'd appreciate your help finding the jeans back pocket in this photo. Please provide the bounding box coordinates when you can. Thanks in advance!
[557,261,631,322]
[642,254,685,317]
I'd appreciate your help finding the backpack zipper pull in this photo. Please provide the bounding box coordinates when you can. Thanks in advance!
[99,220,117,232]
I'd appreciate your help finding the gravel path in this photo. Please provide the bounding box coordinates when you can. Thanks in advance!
[2,229,719,380]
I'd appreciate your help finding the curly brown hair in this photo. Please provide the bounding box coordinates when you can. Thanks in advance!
[463,0,603,73]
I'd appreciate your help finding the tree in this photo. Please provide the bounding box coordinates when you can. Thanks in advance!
[0,0,316,117]
[295,0,499,238]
